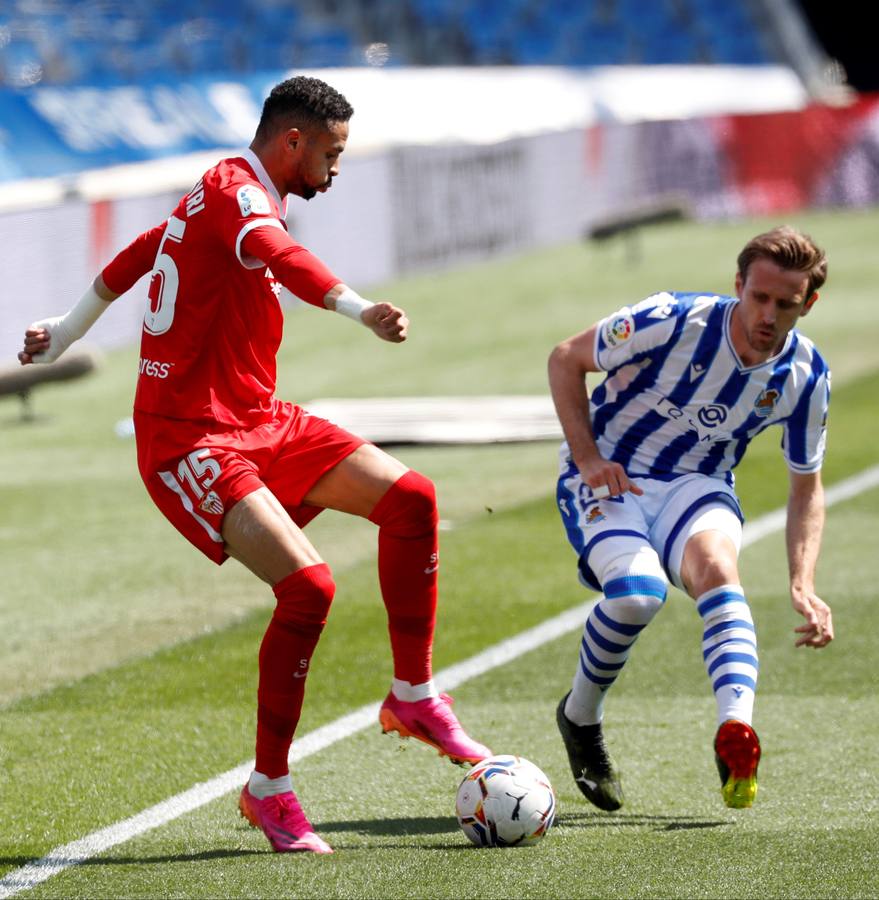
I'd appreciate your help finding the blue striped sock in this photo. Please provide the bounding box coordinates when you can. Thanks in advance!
[566,575,667,726]
[697,584,759,726]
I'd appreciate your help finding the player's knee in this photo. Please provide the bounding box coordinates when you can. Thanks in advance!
[678,515,742,596]
[605,586,666,622]
[601,546,668,618]
[369,469,438,537]
[683,552,740,599]
[601,545,666,587]
[272,562,336,633]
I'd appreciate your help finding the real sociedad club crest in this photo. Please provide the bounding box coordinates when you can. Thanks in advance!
[585,506,606,526]
[753,388,780,418]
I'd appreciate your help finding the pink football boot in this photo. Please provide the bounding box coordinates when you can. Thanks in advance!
[379,691,492,765]
[238,785,333,854]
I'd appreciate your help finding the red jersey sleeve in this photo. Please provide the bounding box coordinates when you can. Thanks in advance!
[240,224,342,308]
[101,223,164,295]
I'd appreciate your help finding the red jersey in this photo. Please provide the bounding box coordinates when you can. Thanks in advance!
[103,151,340,428]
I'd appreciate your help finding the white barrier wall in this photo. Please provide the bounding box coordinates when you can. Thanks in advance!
[0,190,182,364]
[5,84,879,365]
[0,64,814,363]
[1,133,596,363]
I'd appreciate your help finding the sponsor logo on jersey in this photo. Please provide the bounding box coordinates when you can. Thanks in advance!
[198,490,224,515]
[138,357,173,379]
[604,314,634,347]
[237,185,271,217]
[656,397,727,440]
[753,388,780,418]
[697,403,728,428]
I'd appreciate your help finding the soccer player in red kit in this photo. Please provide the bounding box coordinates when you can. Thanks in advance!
[19,76,491,855]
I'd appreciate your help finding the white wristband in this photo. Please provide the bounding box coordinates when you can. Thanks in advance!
[30,284,112,364]
[334,287,374,323]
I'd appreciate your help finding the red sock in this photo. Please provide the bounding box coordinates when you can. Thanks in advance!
[368,470,439,685]
[255,563,335,778]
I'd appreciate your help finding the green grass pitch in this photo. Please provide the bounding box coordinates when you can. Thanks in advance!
[1,208,878,898]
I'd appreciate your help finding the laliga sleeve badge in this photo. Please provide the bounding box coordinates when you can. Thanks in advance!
[603,312,635,348]
[237,185,271,217]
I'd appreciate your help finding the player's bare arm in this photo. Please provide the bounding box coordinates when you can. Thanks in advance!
[548,324,643,497]
[786,470,833,648]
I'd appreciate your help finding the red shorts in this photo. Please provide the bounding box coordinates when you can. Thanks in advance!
[133,401,365,564]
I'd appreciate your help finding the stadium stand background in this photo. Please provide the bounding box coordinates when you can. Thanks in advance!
[0,0,836,89]
[2,0,877,367]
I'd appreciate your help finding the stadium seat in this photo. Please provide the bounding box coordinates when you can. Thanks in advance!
[0,0,784,86]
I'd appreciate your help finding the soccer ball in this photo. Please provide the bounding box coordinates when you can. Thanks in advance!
[455,755,556,847]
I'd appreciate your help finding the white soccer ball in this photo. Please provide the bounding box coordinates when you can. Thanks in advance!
[455,754,556,847]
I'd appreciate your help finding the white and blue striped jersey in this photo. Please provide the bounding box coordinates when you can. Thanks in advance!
[585,291,830,481]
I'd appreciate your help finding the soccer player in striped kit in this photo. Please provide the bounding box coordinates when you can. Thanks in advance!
[549,226,834,810]
[18,76,491,854]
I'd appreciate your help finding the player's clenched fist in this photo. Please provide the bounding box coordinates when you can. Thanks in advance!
[363,302,408,343]
[18,323,55,365]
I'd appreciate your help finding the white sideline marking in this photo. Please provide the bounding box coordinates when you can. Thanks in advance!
[739,463,879,548]
[2,462,878,898]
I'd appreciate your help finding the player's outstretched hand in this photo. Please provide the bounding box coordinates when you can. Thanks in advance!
[363,302,408,343]
[577,455,644,498]
[18,319,67,365]
[791,588,834,648]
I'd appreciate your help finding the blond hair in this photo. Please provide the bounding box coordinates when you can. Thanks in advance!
[737,226,827,297]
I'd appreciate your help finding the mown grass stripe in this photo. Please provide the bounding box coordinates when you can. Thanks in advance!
[2,462,877,899]
[739,464,879,548]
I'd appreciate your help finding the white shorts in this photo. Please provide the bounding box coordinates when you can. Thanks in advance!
[556,447,744,593]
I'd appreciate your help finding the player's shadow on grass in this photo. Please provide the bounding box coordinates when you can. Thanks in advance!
[302,817,519,851]
[0,849,266,870]
[558,812,728,831]
[320,815,458,837]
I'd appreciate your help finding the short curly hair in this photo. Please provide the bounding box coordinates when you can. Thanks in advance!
[255,76,354,139]
[737,226,828,298]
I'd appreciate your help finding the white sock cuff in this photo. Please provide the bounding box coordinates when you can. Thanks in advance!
[391,678,439,702]
[565,686,603,727]
[715,685,756,726]
[248,771,293,799]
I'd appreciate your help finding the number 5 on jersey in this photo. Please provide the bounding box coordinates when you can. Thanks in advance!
[145,215,186,336]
